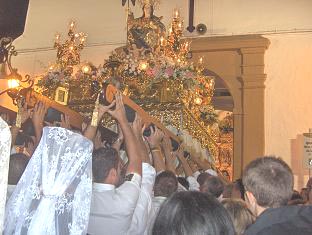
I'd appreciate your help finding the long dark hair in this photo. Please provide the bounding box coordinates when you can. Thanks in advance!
[152,191,235,235]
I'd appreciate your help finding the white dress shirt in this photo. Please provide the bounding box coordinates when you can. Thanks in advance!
[186,175,200,191]
[87,173,141,235]
[127,163,156,235]
[144,196,167,235]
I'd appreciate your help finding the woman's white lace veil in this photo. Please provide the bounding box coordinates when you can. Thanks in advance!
[0,117,11,233]
[4,127,93,235]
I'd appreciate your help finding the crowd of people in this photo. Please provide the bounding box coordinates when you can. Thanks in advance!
[0,92,312,235]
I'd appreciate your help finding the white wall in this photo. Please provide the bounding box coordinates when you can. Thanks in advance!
[10,0,312,75]
[264,33,312,189]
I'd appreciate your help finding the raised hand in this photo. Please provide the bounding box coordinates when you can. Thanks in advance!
[60,114,71,129]
[162,134,173,154]
[146,127,164,149]
[32,102,47,129]
[98,101,116,121]
[107,92,127,123]
[174,145,184,160]
[131,113,144,137]
[31,102,48,143]
[84,100,116,140]
[94,131,106,150]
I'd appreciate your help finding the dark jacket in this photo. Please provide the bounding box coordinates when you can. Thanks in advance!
[245,205,312,235]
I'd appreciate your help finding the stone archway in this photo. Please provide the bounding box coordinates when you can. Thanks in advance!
[191,35,270,179]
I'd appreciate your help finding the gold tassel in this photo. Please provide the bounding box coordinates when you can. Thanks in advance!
[91,94,100,127]
[16,100,22,128]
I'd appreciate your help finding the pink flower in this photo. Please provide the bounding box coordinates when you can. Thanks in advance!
[185,71,195,79]
[165,67,174,77]
[146,68,154,76]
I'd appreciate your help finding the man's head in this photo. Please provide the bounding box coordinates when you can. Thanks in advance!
[242,156,293,215]
[92,147,121,186]
[153,191,235,235]
[8,153,29,185]
[200,175,224,198]
[154,170,178,197]
[197,172,211,186]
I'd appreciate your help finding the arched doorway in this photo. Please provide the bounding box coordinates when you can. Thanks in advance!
[191,35,270,179]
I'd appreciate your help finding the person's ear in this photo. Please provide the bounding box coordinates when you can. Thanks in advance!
[109,168,117,179]
[245,191,255,203]
[245,191,258,214]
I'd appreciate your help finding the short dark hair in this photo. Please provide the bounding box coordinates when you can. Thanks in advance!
[154,171,178,197]
[242,156,293,208]
[15,132,34,147]
[233,178,245,200]
[152,191,235,235]
[92,147,119,183]
[8,153,29,185]
[197,172,210,186]
[177,177,189,190]
[200,175,224,198]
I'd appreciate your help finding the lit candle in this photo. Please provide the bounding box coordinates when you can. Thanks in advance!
[178,22,182,29]
[199,57,203,64]
[69,21,75,30]
[55,34,60,43]
[80,36,86,44]
[174,9,180,18]
[185,42,189,50]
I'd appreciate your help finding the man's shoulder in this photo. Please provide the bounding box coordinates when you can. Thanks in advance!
[246,205,312,235]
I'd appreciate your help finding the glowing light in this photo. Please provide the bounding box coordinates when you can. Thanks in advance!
[174,9,180,18]
[69,46,74,51]
[194,97,203,105]
[8,79,20,89]
[70,21,75,30]
[80,36,86,44]
[185,42,189,50]
[82,64,91,74]
[55,34,60,43]
[139,61,148,70]
[48,65,54,71]
[199,57,203,64]
[160,36,165,46]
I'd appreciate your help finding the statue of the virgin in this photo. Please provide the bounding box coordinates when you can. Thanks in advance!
[127,0,166,50]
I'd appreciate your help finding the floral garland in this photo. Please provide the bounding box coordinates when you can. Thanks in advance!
[117,51,200,89]
[36,63,106,90]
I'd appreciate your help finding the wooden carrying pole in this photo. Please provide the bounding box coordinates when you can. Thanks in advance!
[102,84,180,143]
[21,86,180,143]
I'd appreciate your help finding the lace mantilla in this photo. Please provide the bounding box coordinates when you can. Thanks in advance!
[4,127,93,235]
[0,118,11,233]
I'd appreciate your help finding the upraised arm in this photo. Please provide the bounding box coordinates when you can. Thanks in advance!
[107,92,142,176]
